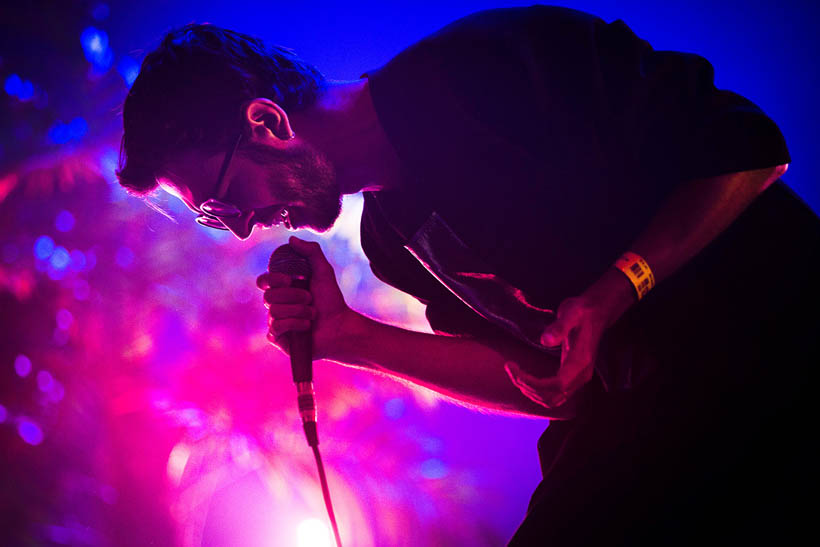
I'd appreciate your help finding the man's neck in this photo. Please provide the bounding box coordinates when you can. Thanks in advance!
[289,79,403,195]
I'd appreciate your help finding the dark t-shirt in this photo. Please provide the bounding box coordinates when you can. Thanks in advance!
[359,6,818,541]
[362,5,790,314]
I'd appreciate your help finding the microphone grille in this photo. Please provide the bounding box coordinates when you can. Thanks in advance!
[268,244,312,279]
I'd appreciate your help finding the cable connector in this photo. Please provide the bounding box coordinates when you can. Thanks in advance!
[296,381,318,446]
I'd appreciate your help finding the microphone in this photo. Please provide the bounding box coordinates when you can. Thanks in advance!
[268,244,318,446]
[268,243,344,547]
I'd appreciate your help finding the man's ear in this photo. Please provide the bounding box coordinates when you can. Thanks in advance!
[241,98,295,145]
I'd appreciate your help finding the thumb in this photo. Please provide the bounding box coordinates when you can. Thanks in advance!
[541,318,569,348]
[288,236,333,276]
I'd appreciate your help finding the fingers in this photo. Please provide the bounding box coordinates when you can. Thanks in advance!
[540,297,580,347]
[257,272,291,290]
[267,304,316,320]
[505,352,590,409]
[269,317,312,337]
[263,287,312,307]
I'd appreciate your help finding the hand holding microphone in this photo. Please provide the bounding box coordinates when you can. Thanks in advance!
[257,236,352,361]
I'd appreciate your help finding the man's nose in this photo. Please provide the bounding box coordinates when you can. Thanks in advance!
[219,210,255,240]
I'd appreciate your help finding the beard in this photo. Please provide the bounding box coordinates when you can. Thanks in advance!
[240,141,341,232]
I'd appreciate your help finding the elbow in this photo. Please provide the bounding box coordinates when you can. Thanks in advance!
[763,163,788,191]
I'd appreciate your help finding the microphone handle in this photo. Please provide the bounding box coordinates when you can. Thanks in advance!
[287,275,313,384]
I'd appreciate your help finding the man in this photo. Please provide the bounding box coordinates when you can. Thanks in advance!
[118,5,818,544]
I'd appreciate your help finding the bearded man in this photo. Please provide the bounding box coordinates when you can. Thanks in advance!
[117,6,818,544]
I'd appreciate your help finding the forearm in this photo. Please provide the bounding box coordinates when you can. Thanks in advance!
[583,164,788,323]
[632,164,787,283]
[326,311,555,418]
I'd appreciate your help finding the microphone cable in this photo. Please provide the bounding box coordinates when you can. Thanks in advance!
[296,381,343,547]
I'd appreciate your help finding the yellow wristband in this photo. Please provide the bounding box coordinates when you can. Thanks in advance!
[614,251,655,300]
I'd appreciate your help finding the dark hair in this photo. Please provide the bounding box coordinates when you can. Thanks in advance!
[117,23,326,195]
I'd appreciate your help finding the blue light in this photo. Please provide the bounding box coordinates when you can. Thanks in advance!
[34,235,55,260]
[47,265,67,281]
[384,397,406,419]
[18,418,44,445]
[49,119,88,145]
[81,27,108,56]
[14,354,32,377]
[18,80,34,101]
[420,458,448,479]
[4,74,22,96]
[115,246,135,269]
[69,249,86,271]
[55,210,76,232]
[117,56,140,87]
[48,122,72,145]
[81,27,114,72]
[68,117,88,140]
[99,147,118,182]
[50,247,71,270]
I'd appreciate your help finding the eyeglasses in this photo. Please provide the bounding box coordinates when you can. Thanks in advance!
[195,133,244,230]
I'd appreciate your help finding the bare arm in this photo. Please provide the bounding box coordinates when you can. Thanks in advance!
[259,237,557,418]
[507,164,789,408]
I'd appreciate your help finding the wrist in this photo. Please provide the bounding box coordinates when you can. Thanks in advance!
[580,267,637,328]
[322,309,372,364]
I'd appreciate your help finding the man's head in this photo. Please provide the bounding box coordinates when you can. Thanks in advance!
[117,24,341,238]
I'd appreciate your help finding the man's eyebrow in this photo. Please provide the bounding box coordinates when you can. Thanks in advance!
[158,179,205,215]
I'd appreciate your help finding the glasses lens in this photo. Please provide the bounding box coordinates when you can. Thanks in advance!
[195,215,230,230]
[201,199,242,218]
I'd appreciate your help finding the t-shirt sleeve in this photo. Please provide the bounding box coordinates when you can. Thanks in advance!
[594,19,791,182]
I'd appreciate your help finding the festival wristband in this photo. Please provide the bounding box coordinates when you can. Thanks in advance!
[614,251,655,300]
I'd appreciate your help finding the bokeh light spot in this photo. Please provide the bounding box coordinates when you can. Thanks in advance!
[34,235,55,260]
[80,27,113,72]
[81,26,107,57]
[56,308,74,329]
[48,382,66,403]
[18,80,34,101]
[384,397,405,420]
[14,354,32,377]
[4,73,22,96]
[115,246,135,269]
[18,418,44,445]
[117,56,139,87]
[420,458,448,479]
[69,249,86,271]
[37,370,55,392]
[0,404,7,423]
[297,518,331,547]
[69,117,88,139]
[50,246,71,270]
